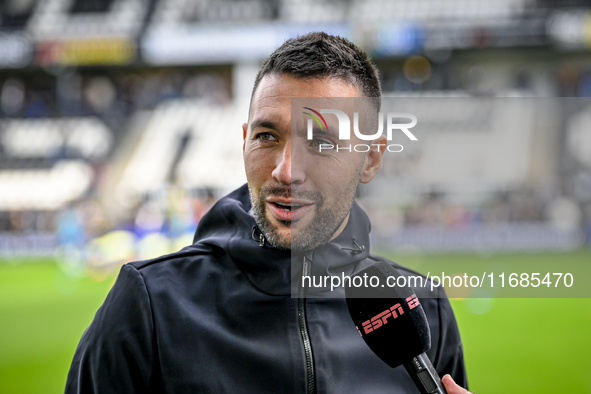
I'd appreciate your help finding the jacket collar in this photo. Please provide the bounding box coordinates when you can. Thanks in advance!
[192,184,372,296]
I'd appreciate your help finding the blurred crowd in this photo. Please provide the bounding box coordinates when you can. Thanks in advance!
[0,187,219,276]
[0,69,231,124]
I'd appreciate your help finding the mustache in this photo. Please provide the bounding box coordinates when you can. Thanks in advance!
[259,185,323,203]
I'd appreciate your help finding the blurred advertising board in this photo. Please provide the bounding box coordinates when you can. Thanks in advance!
[36,37,136,66]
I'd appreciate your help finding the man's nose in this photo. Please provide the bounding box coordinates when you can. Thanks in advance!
[272,141,305,185]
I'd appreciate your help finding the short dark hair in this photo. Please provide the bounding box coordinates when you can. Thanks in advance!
[250,32,381,110]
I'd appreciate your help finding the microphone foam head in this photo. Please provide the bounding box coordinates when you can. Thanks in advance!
[345,261,431,368]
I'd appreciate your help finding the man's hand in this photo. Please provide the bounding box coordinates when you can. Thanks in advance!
[442,374,472,394]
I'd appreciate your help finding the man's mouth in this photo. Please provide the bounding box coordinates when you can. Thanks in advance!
[272,202,306,211]
[266,199,314,221]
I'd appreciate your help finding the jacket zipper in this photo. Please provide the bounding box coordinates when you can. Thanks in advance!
[298,256,315,394]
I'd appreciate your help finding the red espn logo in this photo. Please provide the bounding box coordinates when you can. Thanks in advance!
[357,295,420,337]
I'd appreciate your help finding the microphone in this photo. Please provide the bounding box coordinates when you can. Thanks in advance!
[345,261,448,394]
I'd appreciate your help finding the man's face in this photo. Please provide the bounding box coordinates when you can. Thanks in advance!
[243,74,385,251]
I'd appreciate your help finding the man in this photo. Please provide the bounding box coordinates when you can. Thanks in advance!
[66,32,470,393]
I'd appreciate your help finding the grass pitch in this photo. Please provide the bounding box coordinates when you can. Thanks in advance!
[1,250,590,393]
[0,259,114,393]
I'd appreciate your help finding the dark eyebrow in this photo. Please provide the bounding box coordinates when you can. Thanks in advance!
[250,119,278,131]
[311,128,331,136]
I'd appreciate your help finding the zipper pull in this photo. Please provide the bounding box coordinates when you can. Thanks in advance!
[341,238,366,255]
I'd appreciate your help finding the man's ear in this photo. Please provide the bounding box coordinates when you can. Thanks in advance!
[242,123,248,140]
[360,135,387,184]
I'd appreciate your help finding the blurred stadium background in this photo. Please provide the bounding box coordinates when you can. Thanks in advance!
[1,0,591,393]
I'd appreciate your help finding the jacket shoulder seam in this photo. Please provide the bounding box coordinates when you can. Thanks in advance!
[128,248,217,270]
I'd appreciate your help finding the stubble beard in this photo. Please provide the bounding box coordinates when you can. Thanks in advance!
[248,177,360,252]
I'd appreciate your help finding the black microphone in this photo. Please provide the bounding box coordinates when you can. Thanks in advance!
[345,261,448,394]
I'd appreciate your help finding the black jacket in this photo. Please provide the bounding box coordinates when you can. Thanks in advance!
[66,184,467,393]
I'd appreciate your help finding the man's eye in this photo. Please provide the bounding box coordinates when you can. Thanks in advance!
[257,133,277,142]
[310,139,330,148]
